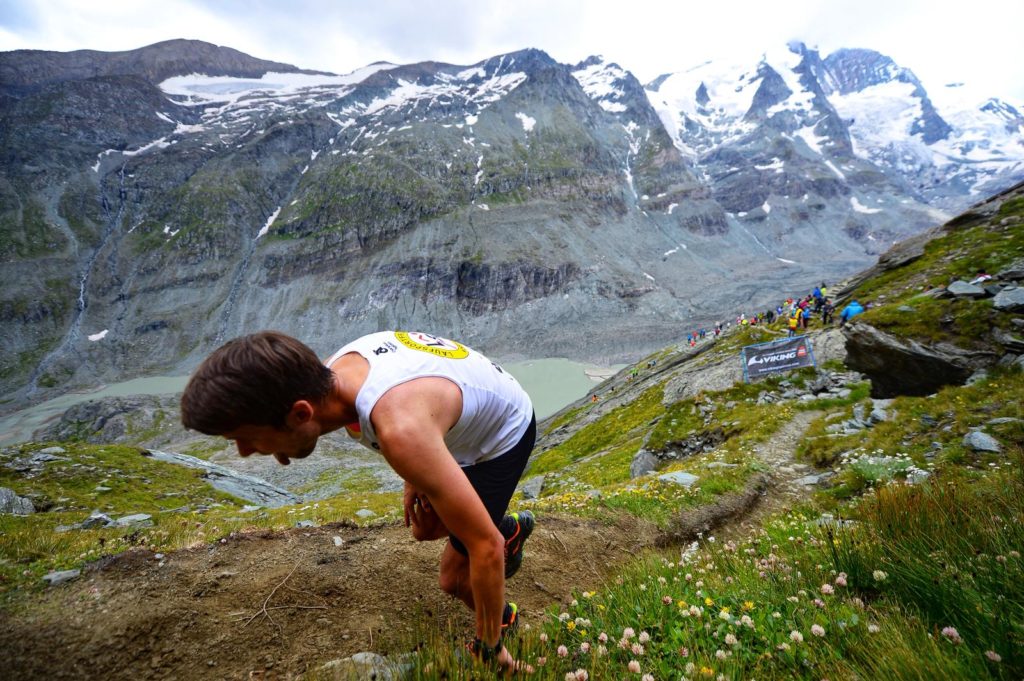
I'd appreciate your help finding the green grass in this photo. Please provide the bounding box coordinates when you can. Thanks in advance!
[0,442,401,602]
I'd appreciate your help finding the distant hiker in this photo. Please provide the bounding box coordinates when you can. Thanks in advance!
[787,314,799,337]
[181,331,536,671]
[970,271,992,285]
[820,283,828,299]
[839,300,865,327]
[801,306,812,329]
[822,299,835,325]
[591,394,599,403]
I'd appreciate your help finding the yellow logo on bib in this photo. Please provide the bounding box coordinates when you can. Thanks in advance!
[395,331,470,359]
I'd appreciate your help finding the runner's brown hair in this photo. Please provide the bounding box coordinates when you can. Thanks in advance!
[181,331,334,434]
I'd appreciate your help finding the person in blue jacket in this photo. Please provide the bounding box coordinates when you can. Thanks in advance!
[839,300,865,327]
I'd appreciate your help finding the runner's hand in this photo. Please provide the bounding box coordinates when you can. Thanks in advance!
[497,645,533,674]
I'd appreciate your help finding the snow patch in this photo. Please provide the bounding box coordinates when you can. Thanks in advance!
[515,112,536,132]
[850,197,882,214]
[257,206,282,239]
[777,258,796,264]
[88,330,109,342]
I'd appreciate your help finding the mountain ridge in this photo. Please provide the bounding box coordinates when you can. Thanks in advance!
[0,39,1020,407]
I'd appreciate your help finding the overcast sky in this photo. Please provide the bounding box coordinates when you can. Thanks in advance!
[2,0,1022,103]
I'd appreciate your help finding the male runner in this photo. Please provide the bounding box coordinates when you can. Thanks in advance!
[180,330,536,670]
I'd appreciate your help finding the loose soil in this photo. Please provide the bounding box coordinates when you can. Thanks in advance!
[1,514,661,680]
[1,412,823,680]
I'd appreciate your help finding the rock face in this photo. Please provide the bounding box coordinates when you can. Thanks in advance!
[843,322,997,397]
[144,450,299,507]
[1,40,1020,406]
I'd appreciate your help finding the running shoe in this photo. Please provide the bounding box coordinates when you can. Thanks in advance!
[500,510,535,579]
[502,601,519,637]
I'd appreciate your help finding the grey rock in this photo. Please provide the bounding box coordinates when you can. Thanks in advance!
[963,431,1002,453]
[658,471,699,488]
[920,415,938,427]
[94,486,112,493]
[853,404,866,421]
[112,513,153,528]
[0,487,35,515]
[630,449,659,479]
[319,651,410,681]
[966,369,989,386]
[1010,318,1024,329]
[836,388,852,398]
[80,511,113,528]
[987,417,1023,425]
[295,520,317,528]
[354,509,376,519]
[905,469,931,485]
[868,406,889,424]
[946,280,986,298]
[43,569,81,586]
[518,475,545,500]
[145,450,299,507]
[898,305,915,312]
[38,446,66,455]
[992,327,1024,353]
[825,423,844,434]
[844,322,997,397]
[799,393,817,402]
[993,287,1024,313]
[30,452,63,465]
[997,258,1024,281]
[795,472,834,486]
[705,462,738,469]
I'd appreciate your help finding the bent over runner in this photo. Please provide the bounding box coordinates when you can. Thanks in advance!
[180,330,537,671]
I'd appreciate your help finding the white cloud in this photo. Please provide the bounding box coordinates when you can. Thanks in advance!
[1,0,1022,103]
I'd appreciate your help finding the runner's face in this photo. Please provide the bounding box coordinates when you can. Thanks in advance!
[224,423,317,465]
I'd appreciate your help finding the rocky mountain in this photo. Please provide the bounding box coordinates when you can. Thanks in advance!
[0,40,1021,407]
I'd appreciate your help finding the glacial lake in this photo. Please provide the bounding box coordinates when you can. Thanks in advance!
[0,357,623,446]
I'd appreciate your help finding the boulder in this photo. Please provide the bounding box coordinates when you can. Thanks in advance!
[658,471,699,488]
[946,280,986,298]
[112,513,153,528]
[630,449,659,479]
[42,569,81,586]
[354,509,375,519]
[993,287,1024,313]
[0,487,35,515]
[997,258,1024,281]
[318,651,411,680]
[518,475,545,500]
[992,327,1024,353]
[80,511,113,528]
[963,431,1002,453]
[843,322,997,397]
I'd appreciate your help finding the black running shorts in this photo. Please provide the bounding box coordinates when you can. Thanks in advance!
[448,413,536,556]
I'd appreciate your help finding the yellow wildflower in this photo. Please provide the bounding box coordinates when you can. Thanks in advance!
[742,601,754,611]
[705,597,714,606]
[566,621,576,631]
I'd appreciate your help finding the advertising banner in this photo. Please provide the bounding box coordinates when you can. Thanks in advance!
[741,336,816,381]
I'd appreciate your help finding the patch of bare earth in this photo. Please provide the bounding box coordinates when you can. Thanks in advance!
[1,515,659,680]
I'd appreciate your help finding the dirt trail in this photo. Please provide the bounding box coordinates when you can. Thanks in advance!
[1,412,822,680]
[1,515,660,680]
[717,410,824,541]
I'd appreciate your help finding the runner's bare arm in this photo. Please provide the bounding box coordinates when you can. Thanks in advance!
[371,378,507,651]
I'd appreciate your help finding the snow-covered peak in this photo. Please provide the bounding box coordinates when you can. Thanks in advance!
[159,64,397,103]
[572,57,631,113]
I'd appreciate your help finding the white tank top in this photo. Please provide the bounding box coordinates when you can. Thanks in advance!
[324,331,533,466]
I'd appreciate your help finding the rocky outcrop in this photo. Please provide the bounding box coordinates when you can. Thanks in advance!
[842,322,998,397]
[144,449,299,507]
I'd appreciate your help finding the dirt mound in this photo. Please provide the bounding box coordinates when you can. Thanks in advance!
[1,514,660,680]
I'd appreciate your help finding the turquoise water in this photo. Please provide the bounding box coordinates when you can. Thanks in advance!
[0,358,621,446]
